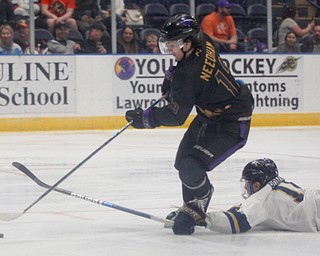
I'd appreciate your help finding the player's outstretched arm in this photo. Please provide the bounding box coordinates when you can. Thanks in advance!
[206,206,252,234]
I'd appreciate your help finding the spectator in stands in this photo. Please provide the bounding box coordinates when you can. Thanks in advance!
[0,0,15,26]
[200,0,243,53]
[301,24,320,52]
[47,21,80,54]
[14,18,50,54]
[278,5,314,46]
[81,21,112,54]
[12,0,40,18]
[117,26,140,54]
[274,31,301,53]
[14,19,32,54]
[73,0,100,36]
[0,24,23,54]
[40,0,78,33]
[140,33,160,54]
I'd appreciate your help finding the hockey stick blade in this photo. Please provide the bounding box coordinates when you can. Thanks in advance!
[12,162,173,227]
[0,212,24,222]
[8,95,166,221]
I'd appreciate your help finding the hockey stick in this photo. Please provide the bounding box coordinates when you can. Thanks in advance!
[2,95,166,221]
[10,162,172,226]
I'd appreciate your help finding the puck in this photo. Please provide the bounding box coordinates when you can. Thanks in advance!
[0,233,3,239]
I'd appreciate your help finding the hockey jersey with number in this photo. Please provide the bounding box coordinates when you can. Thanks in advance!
[206,181,320,233]
[152,34,253,127]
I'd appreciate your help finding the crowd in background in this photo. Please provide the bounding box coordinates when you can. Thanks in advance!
[0,0,319,55]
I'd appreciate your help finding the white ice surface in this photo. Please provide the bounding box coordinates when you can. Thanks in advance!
[0,127,320,256]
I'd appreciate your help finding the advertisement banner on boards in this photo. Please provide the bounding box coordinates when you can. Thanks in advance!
[223,55,303,112]
[113,54,303,114]
[0,56,76,114]
[113,55,172,113]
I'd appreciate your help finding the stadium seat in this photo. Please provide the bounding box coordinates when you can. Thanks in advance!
[143,3,170,29]
[230,4,247,32]
[247,3,267,29]
[68,29,84,43]
[230,4,246,17]
[236,28,248,51]
[169,3,190,16]
[247,27,267,41]
[196,3,215,24]
[195,0,213,6]
[169,0,189,4]
[35,29,54,40]
[247,3,267,18]
[244,0,266,8]
[236,28,246,41]
[139,0,168,8]
[34,29,54,53]
[247,27,268,52]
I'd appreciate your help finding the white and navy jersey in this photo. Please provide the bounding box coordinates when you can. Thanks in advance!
[206,181,320,233]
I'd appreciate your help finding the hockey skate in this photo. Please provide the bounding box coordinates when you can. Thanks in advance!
[165,185,214,228]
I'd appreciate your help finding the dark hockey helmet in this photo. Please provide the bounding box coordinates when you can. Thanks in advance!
[159,14,199,54]
[240,158,279,198]
[160,14,199,41]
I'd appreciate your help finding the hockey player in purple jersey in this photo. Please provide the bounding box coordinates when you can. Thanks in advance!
[125,14,254,235]
[174,158,320,234]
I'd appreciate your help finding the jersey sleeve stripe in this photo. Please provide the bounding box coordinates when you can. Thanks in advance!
[223,211,240,233]
[223,206,252,233]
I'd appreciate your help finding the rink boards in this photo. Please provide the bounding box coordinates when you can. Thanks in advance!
[0,54,319,131]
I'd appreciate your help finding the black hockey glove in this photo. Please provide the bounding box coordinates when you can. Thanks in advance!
[172,204,206,235]
[125,108,157,129]
[161,66,176,100]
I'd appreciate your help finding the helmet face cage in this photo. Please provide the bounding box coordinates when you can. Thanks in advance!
[240,177,254,199]
[240,158,278,199]
[158,38,184,54]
